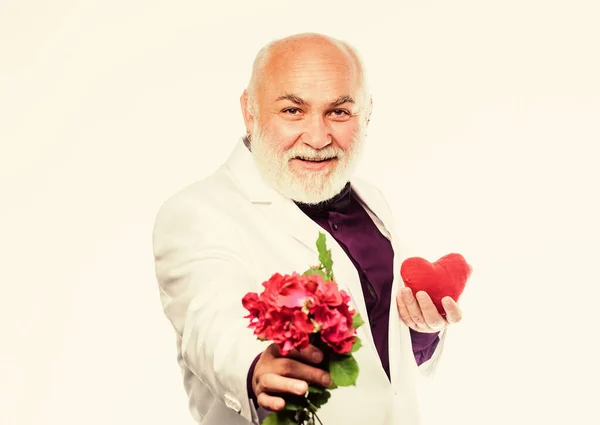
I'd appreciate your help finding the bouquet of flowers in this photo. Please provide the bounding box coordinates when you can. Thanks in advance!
[242,232,364,425]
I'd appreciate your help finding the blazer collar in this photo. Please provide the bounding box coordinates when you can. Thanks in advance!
[224,138,393,224]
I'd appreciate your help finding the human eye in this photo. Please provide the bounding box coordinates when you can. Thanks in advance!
[283,108,302,115]
[329,109,351,121]
[330,109,350,116]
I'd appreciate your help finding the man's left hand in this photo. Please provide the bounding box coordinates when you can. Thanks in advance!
[396,287,462,333]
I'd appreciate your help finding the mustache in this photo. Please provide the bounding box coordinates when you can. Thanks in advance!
[285,147,343,161]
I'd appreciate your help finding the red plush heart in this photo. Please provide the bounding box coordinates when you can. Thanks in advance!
[400,253,472,315]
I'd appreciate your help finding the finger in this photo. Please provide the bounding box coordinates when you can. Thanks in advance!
[265,343,282,359]
[274,357,332,388]
[256,392,286,411]
[396,290,418,329]
[416,291,447,330]
[442,297,463,324]
[281,344,324,365]
[401,287,427,328]
[255,372,308,398]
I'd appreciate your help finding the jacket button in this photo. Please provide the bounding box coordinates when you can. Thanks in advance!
[223,394,241,413]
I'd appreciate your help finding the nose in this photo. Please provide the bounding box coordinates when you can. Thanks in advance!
[301,114,331,150]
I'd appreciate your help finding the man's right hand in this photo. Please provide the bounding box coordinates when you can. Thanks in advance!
[252,343,332,411]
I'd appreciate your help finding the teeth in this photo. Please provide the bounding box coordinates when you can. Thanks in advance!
[298,157,330,162]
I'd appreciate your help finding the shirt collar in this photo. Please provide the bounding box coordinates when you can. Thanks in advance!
[295,182,353,216]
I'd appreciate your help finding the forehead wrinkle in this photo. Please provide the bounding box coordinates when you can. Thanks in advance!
[272,59,357,81]
[263,44,359,85]
[266,68,360,108]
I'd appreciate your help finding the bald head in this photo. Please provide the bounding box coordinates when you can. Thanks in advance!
[246,33,369,115]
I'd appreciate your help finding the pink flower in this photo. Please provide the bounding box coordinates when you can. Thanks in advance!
[243,273,318,355]
[242,271,358,355]
[321,314,355,354]
[261,273,317,310]
[311,301,356,354]
[271,309,315,355]
[315,278,344,306]
[242,292,270,340]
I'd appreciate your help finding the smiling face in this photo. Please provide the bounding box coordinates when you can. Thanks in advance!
[241,35,371,204]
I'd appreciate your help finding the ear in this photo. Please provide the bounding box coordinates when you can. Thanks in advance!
[240,90,256,134]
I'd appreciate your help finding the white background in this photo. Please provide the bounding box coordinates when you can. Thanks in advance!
[1,1,599,424]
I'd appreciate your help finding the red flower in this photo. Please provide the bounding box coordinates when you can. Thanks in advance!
[242,271,358,355]
[264,308,315,355]
[243,273,319,355]
[242,292,270,340]
[314,278,344,307]
[261,272,318,310]
[311,303,356,354]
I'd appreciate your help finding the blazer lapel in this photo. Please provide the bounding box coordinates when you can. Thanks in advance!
[351,180,412,388]
[224,139,325,257]
[350,178,396,240]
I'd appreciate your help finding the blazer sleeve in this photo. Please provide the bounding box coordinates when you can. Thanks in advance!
[152,194,269,424]
[416,329,447,378]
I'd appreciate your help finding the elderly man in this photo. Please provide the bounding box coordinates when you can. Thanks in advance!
[153,33,462,425]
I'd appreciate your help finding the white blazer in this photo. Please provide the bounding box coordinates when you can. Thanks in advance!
[152,139,447,425]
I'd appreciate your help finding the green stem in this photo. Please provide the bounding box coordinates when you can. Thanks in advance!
[306,400,323,425]
[313,411,323,425]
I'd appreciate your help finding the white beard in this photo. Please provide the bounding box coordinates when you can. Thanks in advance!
[249,122,366,205]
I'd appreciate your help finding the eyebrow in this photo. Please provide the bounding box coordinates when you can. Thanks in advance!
[330,95,355,107]
[275,94,355,107]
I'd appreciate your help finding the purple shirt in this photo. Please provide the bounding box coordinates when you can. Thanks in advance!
[296,183,440,378]
[247,182,439,407]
